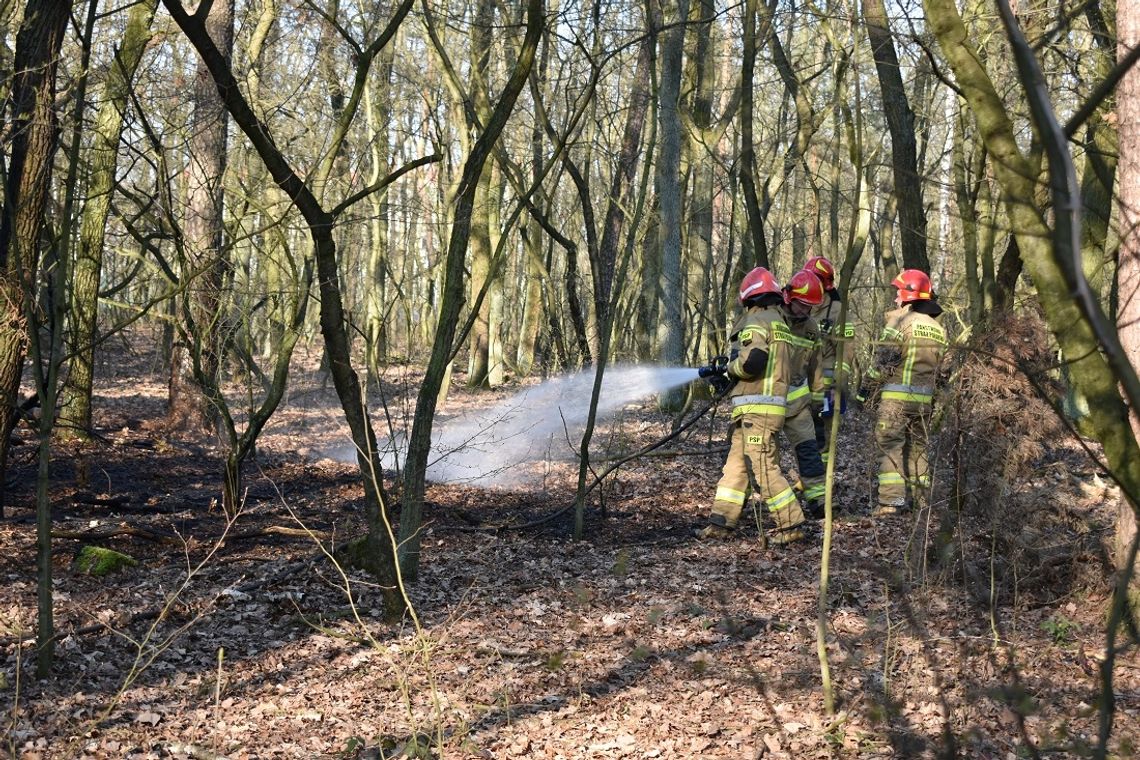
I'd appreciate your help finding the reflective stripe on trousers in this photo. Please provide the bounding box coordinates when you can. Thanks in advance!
[715,486,746,506]
[766,486,797,512]
[881,383,933,404]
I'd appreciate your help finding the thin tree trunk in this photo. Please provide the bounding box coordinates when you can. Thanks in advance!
[0,0,70,675]
[169,0,234,435]
[398,0,542,580]
[862,0,930,273]
[59,0,159,441]
[365,37,396,372]
[573,30,652,537]
[162,0,421,616]
[952,106,984,323]
[653,0,688,408]
[738,0,768,267]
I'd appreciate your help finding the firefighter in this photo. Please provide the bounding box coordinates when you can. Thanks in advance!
[696,266,809,545]
[802,256,855,464]
[857,269,948,516]
[781,270,827,519]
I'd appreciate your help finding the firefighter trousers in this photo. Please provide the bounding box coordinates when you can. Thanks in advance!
[711,415,805,531]
[784,404,825,503]
[874,398,933,508]
[811,401,837,464]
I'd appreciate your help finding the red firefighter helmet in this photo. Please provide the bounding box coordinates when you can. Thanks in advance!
[784,270,826,307]
[891,269,933,303]
[803,256,836,291]
[738,266,782,304]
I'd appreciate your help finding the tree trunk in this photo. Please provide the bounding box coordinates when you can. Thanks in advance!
[0,0,70,513]
[1081,1,1119,300]
[653,0,688,409]
[517,222,545,375]
[952,106,984,323]
[169,0,234,435]
[365,37,396,373]
[466,162,495,385]
[738,0,769,267]
[862,0,930,273]
[398,0,542,581]
[0,0,70,676]
[515,30,551,376]
[1117,0,1140,633]
[59,0,159,441]
[686,0,716,364]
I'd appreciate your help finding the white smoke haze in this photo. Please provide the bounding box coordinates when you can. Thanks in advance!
[341,365,699,488]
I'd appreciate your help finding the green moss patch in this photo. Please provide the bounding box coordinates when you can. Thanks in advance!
[74,546,138,577]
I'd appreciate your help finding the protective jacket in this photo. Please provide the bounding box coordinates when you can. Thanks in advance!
[785,315,821,417]
[807,292,854,465]
[726,305,793,421]
[866,304,947,402]
[811,291,856,401]
[869,301,947,510]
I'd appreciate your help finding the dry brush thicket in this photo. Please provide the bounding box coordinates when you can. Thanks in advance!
[934,313,1117,607]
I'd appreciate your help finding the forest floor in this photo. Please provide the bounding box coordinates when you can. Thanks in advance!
[2,338,1139,759]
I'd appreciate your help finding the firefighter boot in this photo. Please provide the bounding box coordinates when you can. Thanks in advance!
[768,493,809,546]
[804,498,825,520]
[695,514,733,540]
[770,525,808,546]
[696,524,732,539]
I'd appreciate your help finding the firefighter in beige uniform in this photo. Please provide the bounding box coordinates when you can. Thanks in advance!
[857,269,947,515]
[698,267,809,546]
[802,256,855,464]
[781,270,827,519]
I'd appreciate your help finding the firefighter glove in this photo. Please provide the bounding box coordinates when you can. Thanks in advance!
[708,375,733,395]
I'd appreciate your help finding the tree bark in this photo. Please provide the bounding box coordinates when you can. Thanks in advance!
[1081,1,1119,300]
[168,0,234,435]
[466,0,499,387]
[0,0,69,513]
[862,0,930,273]
[1116,0,1140,650]
[59,0,159,441]
[398,0,542,581]
[738,0,769,267]
[653,0,688,408]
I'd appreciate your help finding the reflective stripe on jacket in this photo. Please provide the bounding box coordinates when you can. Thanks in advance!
[869,307,946,403]
[785,314,821,416]
[727,306,792,420]
[810,295,855,393]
